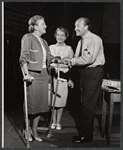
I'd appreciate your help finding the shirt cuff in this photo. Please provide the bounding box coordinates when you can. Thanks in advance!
[71,58,76,66]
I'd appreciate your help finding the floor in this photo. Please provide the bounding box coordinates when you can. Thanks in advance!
[4,103,121,148]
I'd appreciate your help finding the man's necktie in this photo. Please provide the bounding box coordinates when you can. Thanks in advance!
[79,38,83,57]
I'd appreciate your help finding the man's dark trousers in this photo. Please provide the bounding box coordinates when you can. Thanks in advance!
[79,66,104,139]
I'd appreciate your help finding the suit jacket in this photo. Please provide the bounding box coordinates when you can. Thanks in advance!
[19,33,54,71]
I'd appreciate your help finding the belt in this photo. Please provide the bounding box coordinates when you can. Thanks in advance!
[86,65,104,69]
[78,65,104,70]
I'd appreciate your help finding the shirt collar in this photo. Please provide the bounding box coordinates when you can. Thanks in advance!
[82,31,91,39]
[56,43,65,47]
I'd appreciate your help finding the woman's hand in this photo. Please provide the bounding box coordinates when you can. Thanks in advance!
[24,74,34,82]
[68,79,74,88]
[52,56,61,63]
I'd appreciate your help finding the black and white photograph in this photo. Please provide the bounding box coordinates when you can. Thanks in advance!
[3,1,121,148]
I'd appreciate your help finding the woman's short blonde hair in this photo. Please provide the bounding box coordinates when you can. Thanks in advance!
[54,27,69,38]
[28,15,44,33]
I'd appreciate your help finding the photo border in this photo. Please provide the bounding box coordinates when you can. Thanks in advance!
[1,0,123,149]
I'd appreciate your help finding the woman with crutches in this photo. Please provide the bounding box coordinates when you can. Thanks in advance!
[49,27,74,130]
[19,15,55,143]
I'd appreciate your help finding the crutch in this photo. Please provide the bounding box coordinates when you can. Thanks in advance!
[21,67,30,148]
[47,63,67,138]
[49,68,54,111]
[46,69,54,128]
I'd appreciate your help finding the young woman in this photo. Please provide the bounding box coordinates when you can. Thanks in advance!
[19,15,54,141]
[49,27,74,130]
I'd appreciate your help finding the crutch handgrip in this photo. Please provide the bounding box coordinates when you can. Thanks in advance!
[23,75,34,82]
[58,77,67,82]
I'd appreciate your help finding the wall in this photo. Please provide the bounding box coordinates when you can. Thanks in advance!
[102,3,120,80]
[102,3,120,43]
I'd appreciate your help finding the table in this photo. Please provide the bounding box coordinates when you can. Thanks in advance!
[101,87,121,144]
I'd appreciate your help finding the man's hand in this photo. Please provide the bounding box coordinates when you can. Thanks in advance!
[61,57,71,66]
[24,74,34,82]
[68,79,74,88]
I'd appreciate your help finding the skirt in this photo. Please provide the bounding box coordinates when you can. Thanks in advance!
[48,78,68,108]
[26,68,49,114]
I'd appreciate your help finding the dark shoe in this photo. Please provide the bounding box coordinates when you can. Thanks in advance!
[72,136,92,144]
[72,135,82,140]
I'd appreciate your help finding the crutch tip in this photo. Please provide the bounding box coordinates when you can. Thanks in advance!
[47,133,52,138]
[27,144,30,148]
